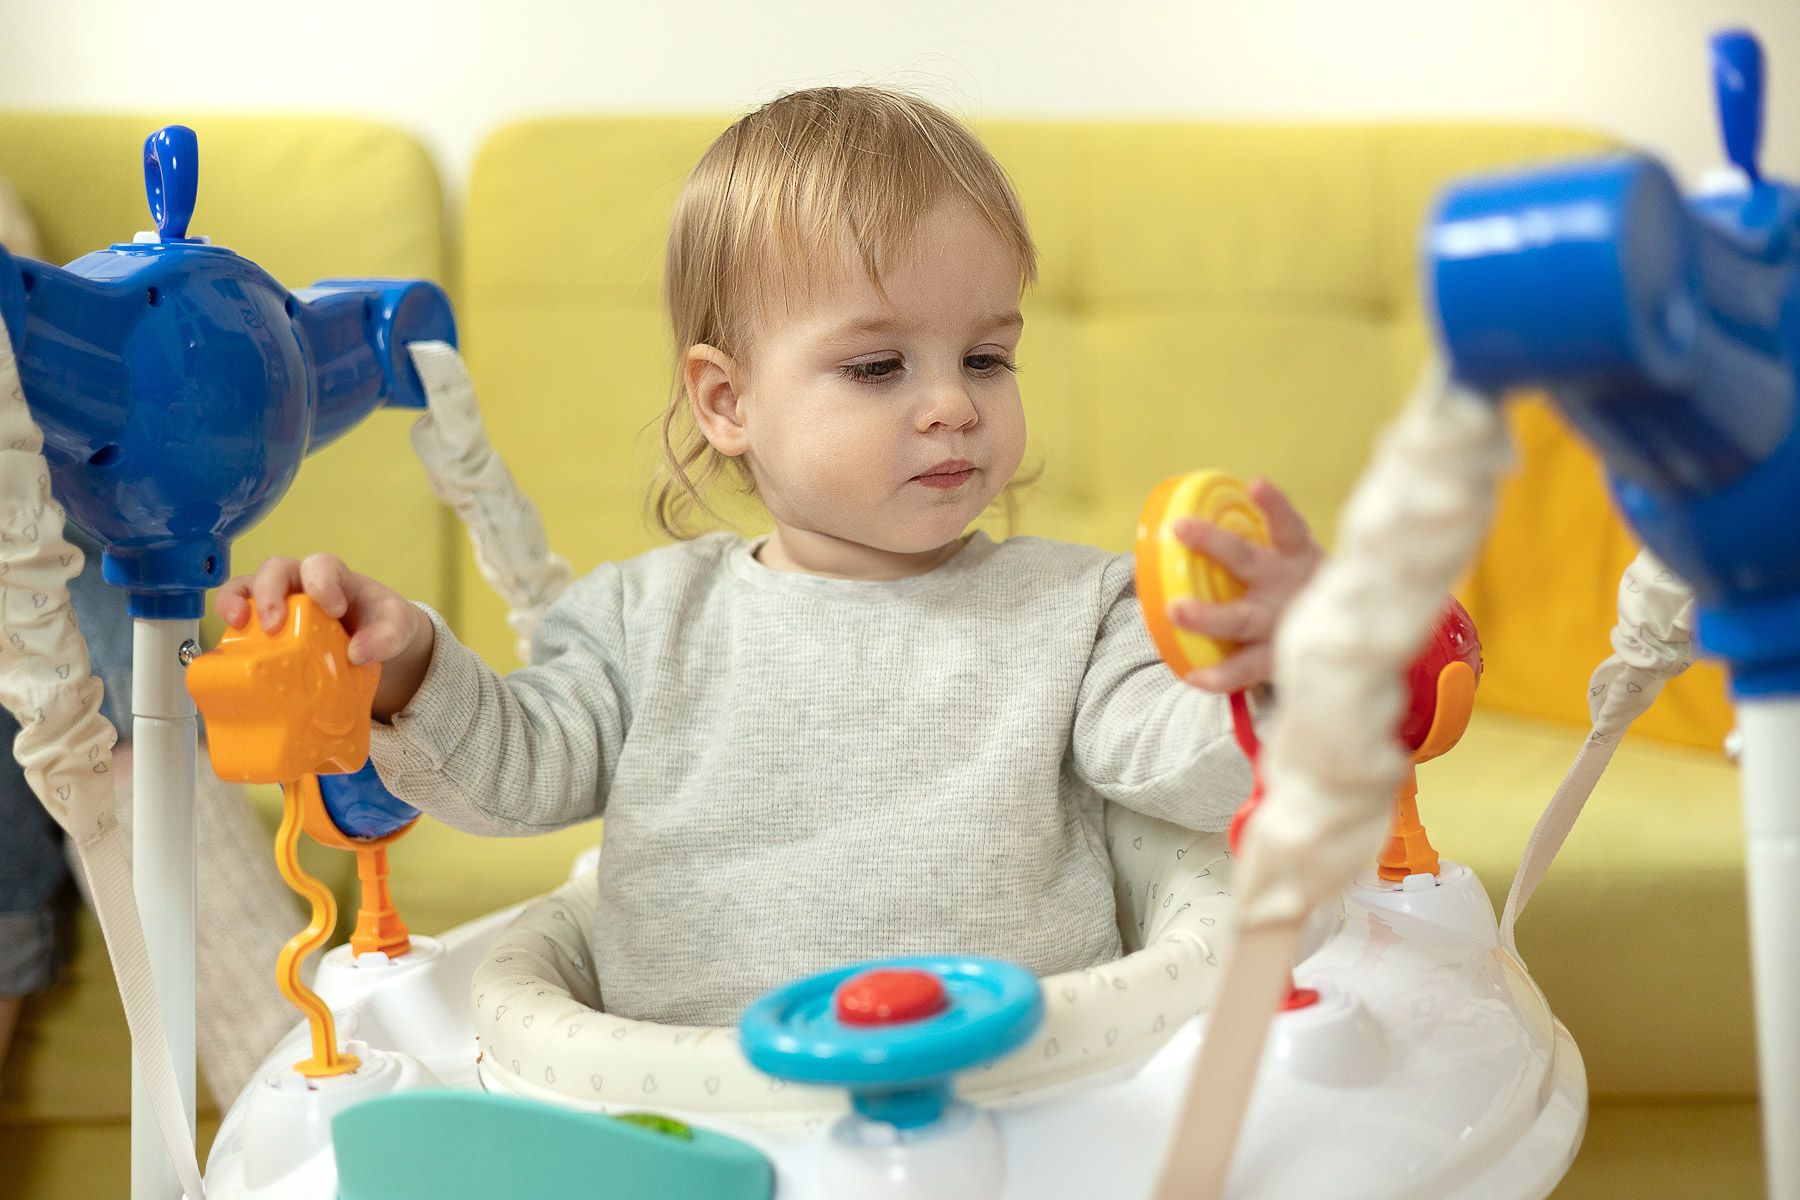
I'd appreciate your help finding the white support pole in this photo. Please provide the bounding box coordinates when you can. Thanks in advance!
[130,617,198,1200]
[1738,697,1800,1200]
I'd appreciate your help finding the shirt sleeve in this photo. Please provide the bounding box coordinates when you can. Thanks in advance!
[367,566,631,837]
[1069,555,1255,832]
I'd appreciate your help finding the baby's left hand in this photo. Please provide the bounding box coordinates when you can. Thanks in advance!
[1167,478,1324,693]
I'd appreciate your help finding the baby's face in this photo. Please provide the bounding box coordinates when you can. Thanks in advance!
[715,202,1027,563]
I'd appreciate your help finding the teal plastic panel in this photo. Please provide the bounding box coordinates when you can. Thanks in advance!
[333,1091,773,1200]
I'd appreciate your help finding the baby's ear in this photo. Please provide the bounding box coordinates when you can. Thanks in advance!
[685,344,748,457]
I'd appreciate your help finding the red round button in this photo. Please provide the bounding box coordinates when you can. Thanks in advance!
[836,969,948,1026]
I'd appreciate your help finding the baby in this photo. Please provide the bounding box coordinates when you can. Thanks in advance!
[220,88,1324,1027]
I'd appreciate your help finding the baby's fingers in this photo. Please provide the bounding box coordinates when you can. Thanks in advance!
[215,577,255,629]
[346,593,420,667]
[1171,516,1261,581]
[1248,479,1318,557]
[1168,596,1272,645]
[249,558,303,631]
[1183,643,1274,695]
[299,553,353,620]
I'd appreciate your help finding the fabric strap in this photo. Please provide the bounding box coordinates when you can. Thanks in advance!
[1498,549,1697,959]
[77,833,208,1198]
[406,342,572,664]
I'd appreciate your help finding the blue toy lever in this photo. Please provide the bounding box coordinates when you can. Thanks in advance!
[144,125,199,241]
[1713,30,1764,185]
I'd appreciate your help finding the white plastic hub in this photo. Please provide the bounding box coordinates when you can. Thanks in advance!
[236,1045,441,1194]
[821,1100,1005,1200]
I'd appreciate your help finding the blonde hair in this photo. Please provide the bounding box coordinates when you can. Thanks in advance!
[652,86,1039,539]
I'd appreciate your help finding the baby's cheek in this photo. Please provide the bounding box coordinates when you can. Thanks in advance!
[778,434,889,523]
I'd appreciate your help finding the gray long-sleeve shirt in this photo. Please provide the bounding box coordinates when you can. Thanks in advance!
[370,531,1249,1025]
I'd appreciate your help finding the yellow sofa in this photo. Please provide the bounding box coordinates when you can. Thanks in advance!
[0,112,1758,1199]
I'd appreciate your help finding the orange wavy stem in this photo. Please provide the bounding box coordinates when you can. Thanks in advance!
[275,776,360,1078]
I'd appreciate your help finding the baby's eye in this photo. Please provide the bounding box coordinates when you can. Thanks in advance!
[839,357,903,383]
[965,352,1018,377]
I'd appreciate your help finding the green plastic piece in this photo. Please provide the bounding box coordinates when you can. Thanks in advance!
[333,1091,773,1200]
[612,1112,694,1141]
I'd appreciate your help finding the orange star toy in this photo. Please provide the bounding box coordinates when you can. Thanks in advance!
[187,594,386,1078]
[188,593,380,785]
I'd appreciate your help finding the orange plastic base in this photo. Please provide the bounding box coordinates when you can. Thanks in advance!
[349,845,412,959]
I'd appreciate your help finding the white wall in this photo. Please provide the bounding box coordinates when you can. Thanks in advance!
[0,0,1794,186]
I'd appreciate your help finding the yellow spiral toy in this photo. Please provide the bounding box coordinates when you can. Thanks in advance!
[1135,470,1272,677]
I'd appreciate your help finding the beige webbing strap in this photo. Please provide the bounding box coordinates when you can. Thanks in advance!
[1149,920,1303,1199]
[76,831,209,1198]
[1498,667,1663,960]
[1149,369,1511,1200]
[1500,550,1696,963]
[407,342,571,665]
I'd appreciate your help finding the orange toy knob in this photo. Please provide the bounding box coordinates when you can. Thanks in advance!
[1136,473,1316,1011]
[186,594,380,785]
[187,594,385,1078]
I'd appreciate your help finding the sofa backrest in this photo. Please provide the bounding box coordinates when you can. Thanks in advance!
[0,113,454,625]
[462,117,1733,749]
[3,113,1730,750]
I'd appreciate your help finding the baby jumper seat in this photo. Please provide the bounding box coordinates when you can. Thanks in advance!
[471,803,1327,1127]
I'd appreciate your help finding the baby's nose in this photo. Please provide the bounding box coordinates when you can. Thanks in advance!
[919,383,978,431]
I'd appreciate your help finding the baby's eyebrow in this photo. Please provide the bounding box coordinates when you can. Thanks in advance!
[816,309,1024,347]
[821,315,902,341]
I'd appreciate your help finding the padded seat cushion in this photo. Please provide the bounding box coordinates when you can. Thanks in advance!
[473,810,1236,1129]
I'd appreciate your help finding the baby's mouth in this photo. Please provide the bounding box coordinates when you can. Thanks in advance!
[913,459,977,490]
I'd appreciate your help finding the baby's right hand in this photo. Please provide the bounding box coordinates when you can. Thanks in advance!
[216,553,435,720]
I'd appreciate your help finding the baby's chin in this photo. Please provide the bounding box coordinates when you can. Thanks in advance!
[786,482,1003,559]
[867,523,985,560]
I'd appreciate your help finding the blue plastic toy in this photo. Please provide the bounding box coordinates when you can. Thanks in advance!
[738,955,1043,1130]
[1427,29,1799,696]
[0,125,456,619]
[318,760,420,841]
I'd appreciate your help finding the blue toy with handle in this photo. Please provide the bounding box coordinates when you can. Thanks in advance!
[1428,29,1797,696]
[1426,28,1800,1200]
[0,124,447,1200]
[0,124,456,620]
